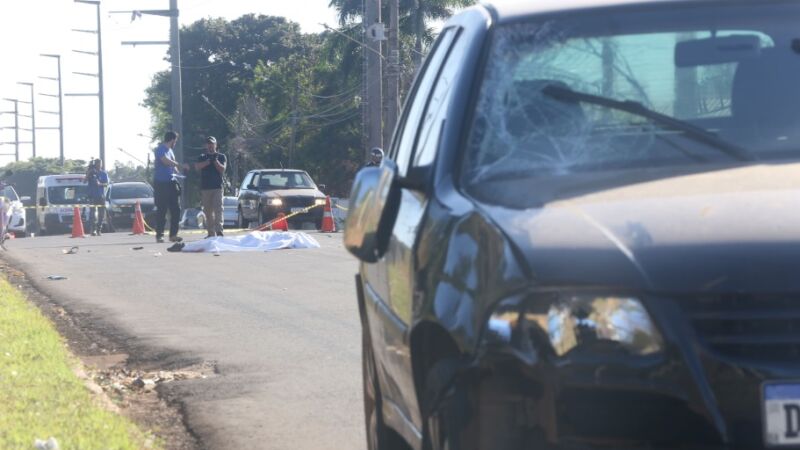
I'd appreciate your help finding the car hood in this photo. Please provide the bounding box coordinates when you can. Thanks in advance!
[109,198,155,206]
[481,162,800,294]
[262,188,322,198]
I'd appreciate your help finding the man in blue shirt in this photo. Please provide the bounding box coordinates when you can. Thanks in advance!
[86,158,109,236]
[153,131,187,243]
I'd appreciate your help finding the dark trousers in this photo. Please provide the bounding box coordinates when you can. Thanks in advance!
[88,197,106,232]
[154,181,181,238]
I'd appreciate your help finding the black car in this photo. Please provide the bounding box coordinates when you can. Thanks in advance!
[345,1,800,449]
[236,169,327,229]
[106,182,156,230]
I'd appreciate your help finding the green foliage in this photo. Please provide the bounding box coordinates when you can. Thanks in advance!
[143,3,474,198]
[0,158,89,200]
[0,277,157,449]
[109,162,149,184]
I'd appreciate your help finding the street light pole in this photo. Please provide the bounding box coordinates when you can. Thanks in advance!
[17,82,36,158]
[39,54,65,165]
[73,0,106,164]
[115,2,184,204]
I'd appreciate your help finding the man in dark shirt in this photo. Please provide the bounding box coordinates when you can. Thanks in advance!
[86,158,109,236]
[365,147,383,167]
[194,136,227,238]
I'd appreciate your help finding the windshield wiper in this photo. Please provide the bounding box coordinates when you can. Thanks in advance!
[542,85,754,162]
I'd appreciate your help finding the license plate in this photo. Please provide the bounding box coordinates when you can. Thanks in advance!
[290,207,306,213]
[764,383,800,446]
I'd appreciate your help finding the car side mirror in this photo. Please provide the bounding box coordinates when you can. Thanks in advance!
[247,184,257,190]
[318,184,327,192]
[38,198,47,207]
[344,159,401,263]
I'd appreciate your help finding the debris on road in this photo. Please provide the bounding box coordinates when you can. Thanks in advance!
[46,275,68,281]
[131,247,144,251]
[33,437,60,450]
[61,246,79,255]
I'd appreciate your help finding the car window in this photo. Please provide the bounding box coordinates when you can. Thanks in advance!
[413,28,468,168]
[258,173,315,189]
[110,184,153,199]
[1,186,18,202]
[390,27,457,177]
[241,173,254,190]
[48,186,89,205]
[461,4,797,208]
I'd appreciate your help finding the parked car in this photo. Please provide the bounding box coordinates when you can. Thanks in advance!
[106,182,156,231]
[179,207,205,230]
[236,169,326,229]
[345,1,800,449]
[223,196,238,228]
[1,184,28,237]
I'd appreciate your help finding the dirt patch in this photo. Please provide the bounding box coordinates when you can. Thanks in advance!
[1,262,208,450]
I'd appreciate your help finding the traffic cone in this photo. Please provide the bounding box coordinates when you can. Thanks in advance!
[71,207,85,238]
[320,196,336,233]
[271,212,289,231]
[132,201,146,235]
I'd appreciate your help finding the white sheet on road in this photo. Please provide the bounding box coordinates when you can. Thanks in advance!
[180,231,321,253]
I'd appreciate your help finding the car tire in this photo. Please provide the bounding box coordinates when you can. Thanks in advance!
[363,326,408,450]
[423,362,528,450]
[238,208,249,229]
[422,359,480,450]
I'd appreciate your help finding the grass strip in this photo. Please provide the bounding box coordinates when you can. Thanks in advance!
[0,276,157,449]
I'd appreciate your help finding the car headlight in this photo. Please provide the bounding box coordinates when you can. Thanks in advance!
[267,198,283,206]
[487,294,663,358]
[314,198,326,206]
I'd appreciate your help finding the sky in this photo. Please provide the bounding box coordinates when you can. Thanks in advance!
[0,0,341,169]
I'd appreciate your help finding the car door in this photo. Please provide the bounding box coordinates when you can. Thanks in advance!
[368,26,466,429]
[240,172,258,220]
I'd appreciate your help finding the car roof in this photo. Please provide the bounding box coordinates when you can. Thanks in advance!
[482,0,743,24]
[253,169,306,174]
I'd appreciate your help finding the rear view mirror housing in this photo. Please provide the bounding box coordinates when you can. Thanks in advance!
[344,159,401,263]
[38,198,47,207]
[675,34,761,67]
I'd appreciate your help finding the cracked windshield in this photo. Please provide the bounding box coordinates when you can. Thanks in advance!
[4,1,800,450]
[464,7,799,207]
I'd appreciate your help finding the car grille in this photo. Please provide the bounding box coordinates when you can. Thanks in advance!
[282,196,315,208]
[680,295,800,364]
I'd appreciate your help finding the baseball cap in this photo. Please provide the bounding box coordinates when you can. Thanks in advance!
[206,136,217,144]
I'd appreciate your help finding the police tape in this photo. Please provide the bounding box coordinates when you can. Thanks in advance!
[138,203,325,235]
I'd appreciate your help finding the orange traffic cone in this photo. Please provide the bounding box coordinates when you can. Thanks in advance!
[132,201,146,235]
[271,212,289,231]
[320,196,336,233]
[71,207,85,238]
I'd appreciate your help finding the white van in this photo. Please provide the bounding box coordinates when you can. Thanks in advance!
[35,174,89,235]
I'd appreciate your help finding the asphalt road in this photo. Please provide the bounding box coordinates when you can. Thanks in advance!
[0,230,364,450]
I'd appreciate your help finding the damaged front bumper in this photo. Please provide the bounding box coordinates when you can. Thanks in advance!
[458,292,795,449]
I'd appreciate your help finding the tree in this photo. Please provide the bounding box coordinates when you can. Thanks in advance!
[0,158,89,200]
[328,0,475,67]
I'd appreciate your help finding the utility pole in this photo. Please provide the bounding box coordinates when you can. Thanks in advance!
[289,88,297,167]
[1,99,20,162]
[365,0,384,159]
[39,54,65,165]
[16,82,36,158]
[71,0,106,163]
[169,0,184,173]
[114,1,183,203]
[385,0,400,147]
